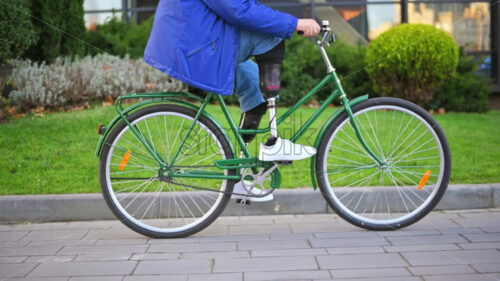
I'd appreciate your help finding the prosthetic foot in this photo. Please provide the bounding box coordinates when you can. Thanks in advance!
[259,137,316,161]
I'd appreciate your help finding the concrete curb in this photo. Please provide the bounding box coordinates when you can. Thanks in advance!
[0,184,499,223]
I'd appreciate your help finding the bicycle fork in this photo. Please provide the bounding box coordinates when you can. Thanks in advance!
[329,71,386,168]
[340,94,387,167]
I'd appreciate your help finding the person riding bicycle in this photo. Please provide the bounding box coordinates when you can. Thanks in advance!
[145,0,320,201]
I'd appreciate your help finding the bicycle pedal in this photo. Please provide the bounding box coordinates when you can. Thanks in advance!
[235,199,251,205]
[276,160,293,165]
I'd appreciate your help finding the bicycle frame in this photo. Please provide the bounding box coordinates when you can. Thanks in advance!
[168,68,385,181]
[97,29,386,187]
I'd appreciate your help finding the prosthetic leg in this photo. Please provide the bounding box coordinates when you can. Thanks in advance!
[255,41,316,162]
[255,40,284,145]
[238,40,285,145]
[233,40,316,202]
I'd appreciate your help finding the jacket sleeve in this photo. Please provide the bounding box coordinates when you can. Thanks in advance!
[200,0,298,38]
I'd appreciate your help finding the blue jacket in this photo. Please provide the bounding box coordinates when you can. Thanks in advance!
[144,0,298,95]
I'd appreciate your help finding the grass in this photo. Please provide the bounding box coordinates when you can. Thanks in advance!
[0,103,499,195]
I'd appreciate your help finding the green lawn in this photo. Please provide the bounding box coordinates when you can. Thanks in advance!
[0,103,499,195]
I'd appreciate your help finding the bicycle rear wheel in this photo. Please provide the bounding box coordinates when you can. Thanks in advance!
[316,97,451,230]
[99,104,235,238]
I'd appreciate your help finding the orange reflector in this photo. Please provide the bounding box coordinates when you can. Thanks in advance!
[418,170,432,190]
[119,150,132,171]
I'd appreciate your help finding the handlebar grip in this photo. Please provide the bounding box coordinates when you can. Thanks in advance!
[297,31,304,36]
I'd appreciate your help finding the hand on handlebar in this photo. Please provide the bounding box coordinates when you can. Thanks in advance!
[296,19,321,37]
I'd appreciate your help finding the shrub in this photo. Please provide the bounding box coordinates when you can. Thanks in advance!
[365,24,459,105]
[0,0,37,64]
[430,48,489,112]
[85,16,154,58]
[60,0,86,58]
[25,0,86,63]
[9,54,186,111]
[0,95,11,122]
[280,35,372,105]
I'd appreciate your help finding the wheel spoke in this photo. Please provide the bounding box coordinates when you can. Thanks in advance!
[388,112,410,156]
[328,154,371,166]
[330,145,376,160]
[386,170,411,213]
[341,170,381,208]
[389,139,438,164]
[365,110,386,158]
[339,128,371,157]
[174,127,206,163]
[388,129,433,163]
[387,122,423,160]
[337,170,382,201]
[111,142,156,168]
[169,118,186,163]
[324,164,377,175]
[392,155,440,164]
[164,115,171,163]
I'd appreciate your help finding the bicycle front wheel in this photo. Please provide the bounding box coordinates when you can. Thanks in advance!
[316,97,451,230]
[99,104,235,238]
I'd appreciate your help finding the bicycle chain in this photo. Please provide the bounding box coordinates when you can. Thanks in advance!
[168,180,275,198]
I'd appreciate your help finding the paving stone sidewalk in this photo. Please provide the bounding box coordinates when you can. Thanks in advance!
[0,209,499,281]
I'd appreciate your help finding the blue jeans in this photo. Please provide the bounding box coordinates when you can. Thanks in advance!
[236,30,282,112]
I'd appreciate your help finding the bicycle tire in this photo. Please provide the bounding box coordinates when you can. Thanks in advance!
[99,104,235,238]
[316,97,451,230]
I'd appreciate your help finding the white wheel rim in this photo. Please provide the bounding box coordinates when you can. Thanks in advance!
[321,105,445,226]
[105,111,228,233]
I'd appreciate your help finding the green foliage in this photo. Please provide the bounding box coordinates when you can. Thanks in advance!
[60,0,86,57]
[0,95,11,122]
[0,0,37,64]
[431,48,489,112]
[85,16,154,58]
[25,0,86,63]
[365,24,459,105]
[280,35,373,105]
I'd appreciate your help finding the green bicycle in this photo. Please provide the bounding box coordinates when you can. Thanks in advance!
[96,22,451,238]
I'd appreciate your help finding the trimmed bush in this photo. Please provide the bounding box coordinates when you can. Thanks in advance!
[9,55,186,111]
[431,48,489,112]
[365,24,459,105]
[25,0,86,63]
[85,16,154,58]
[0,0,37,64]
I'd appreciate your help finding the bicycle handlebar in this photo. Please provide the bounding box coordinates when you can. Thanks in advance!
[296,20,335,47]
[318,20,335,47]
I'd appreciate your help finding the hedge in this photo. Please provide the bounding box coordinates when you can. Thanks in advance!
[25,0,86,63]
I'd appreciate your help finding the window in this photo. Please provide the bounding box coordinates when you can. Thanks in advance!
[84,0,122,28]
[408,2,491,51]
